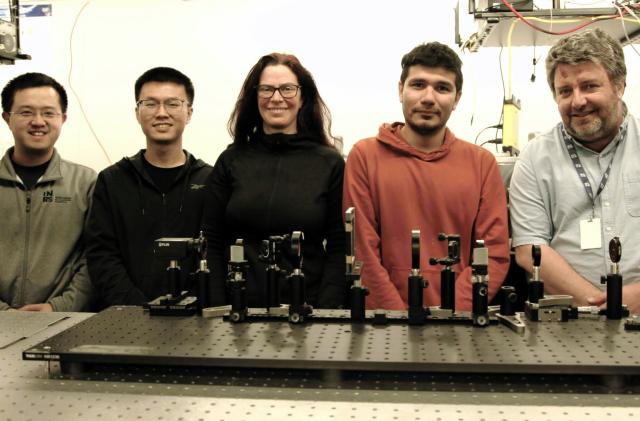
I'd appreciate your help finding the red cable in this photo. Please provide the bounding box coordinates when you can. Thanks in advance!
[499,0,629,35]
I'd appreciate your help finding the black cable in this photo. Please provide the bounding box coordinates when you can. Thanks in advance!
[498,46,506,101]
[496,45,506,141]
[474,124,503,144]
[474,47,506,146]
[531,43,538,82]
[479,139,502,147]
[489,0,531,11]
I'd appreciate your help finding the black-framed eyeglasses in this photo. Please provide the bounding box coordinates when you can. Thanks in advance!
[256,84,301,99]
[136,98,188,114]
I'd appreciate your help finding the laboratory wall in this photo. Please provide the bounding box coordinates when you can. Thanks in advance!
[0,0,638,171]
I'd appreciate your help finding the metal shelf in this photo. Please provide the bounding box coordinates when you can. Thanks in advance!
[464,8,640,51]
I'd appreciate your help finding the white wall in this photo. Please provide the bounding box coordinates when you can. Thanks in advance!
[0,0,638,171]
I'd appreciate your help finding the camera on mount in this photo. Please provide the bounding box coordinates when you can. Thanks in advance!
[146,232,210,316]
[153,236,207,261]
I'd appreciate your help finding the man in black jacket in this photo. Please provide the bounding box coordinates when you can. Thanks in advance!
[86,67,212,308]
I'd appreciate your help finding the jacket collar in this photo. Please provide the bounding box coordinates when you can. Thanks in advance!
[248,131,319,152]
[118,149,205,216]
[0,147,62,184]
[121,149,204,184]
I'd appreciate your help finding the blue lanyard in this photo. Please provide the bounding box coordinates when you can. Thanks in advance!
[560,122,627,218]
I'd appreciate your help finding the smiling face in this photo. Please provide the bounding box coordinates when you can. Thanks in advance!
[135,81,192,146]
[554,60,625,152]
[2,86,67,165]
[399,65,460,138]
[257,64,303,134]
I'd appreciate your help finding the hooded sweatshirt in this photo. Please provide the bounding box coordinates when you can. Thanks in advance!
[202,132,346,309]
[86,149,212,308]
[343,123,510,311]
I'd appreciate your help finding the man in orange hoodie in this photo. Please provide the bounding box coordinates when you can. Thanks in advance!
[343,42,510,311]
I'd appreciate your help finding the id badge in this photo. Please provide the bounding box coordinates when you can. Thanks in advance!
[580,218,602,250]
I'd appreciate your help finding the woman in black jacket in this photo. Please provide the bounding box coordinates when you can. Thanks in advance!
[203,53,346,309]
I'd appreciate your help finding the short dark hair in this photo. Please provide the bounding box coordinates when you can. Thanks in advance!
[134,67,195,105]
[400,42,463,92]
[228,53,335,147]
[1,72,68,113]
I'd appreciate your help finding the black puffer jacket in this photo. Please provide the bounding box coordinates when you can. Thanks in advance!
[86,150,212,308]
[203,132,346,308]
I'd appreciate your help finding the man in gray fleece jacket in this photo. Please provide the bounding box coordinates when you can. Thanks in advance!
[0,72,96,311]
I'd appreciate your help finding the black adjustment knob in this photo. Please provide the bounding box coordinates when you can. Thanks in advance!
[291,231,303,253]
[411,230,420,270]
[290,231,304,269]
[448,239,460,261]
[500,285,517,316]
[609,237,621,263]
[531,245,541,267]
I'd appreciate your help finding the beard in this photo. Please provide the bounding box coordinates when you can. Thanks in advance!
[406,116,444,136]
[566,114,604,141]
[564,98,625,147]
[566,110,621,150]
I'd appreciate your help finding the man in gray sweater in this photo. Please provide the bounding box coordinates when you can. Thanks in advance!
[0,72,96,311]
